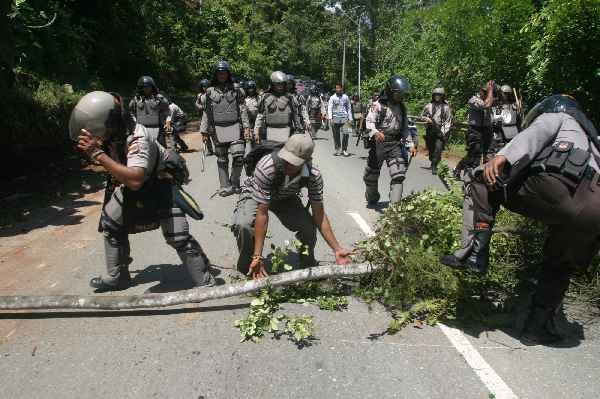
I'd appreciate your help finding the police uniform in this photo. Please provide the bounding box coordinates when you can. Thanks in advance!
[421,100,452,173]
[254,91,303,143]
[487,102,521,159]
[199,84,250,193]
[306,94,324,138]
[99,125,213,288]
[128,93,170,145]
[195,91,215,155]
[442,98,600,344]
[455,93,492,173]
[168,102,188,151]
[364,99,417,204]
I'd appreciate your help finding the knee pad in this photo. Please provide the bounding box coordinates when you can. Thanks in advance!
[232,155,244,168]
[363,167,380,184]
[391,176,405,185]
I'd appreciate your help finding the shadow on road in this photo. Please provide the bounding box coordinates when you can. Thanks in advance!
[0,168,105,237]
[130,263,225,294]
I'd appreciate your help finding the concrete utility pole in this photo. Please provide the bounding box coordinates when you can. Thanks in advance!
[357,15,361,100]
[342,34,346,88]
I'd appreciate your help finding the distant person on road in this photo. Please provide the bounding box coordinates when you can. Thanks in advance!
[351,94,365,137]
[366,89,380,113]
[195,78,214,156]
[71,91,213,292]
[421,87,452,175]
[244,80,260,147]
[199,61,251,197]
[168,101,189,152]
[363,75,417,206]
[320,91,330,130]
[306,86,324,138]
[453,82,494,179]
[287,73,311,134]
[487,84,522,158]
[254,71,304,143]
[328,83,353,156]
[231,134,352,279]
[128,76,170,147]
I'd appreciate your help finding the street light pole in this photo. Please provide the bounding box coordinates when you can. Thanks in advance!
[342,33,346,87]
[357,15,361,100]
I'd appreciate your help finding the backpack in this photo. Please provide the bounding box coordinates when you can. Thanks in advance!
[244,140,285,177]
[244,140,313,195]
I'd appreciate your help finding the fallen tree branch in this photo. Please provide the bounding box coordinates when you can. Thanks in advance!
[0,262,376,311]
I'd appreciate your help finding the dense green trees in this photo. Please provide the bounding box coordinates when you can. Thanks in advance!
[3,0,600,169]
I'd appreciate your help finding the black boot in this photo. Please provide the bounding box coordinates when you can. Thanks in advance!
[90,268,132,292]
[440,228,492,274]
[520,305,563,345]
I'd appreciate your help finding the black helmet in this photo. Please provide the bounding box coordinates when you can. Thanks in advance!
[199,78,209,88]
[310,85,319,95]
[246,80,257,90]
[386,75,411,95]
[215,60,231,72]
[523,95,597,138]
[137,76,157,93]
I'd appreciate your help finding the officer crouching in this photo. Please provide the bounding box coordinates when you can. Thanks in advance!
[231,134,352,279]
[71,91,213,292]
[440,94,600,345]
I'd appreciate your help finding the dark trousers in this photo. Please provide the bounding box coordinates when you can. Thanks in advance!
[470,172,600,309]
[425,127,445,168]
[332,123,349,151]
[456,126,492,171]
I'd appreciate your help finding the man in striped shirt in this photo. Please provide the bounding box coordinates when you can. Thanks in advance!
[232,134,352,279]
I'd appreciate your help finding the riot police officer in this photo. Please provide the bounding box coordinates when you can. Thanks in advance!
[306,85,324,138]
[244,80,260,145]
[287,73,311,134]
[71,91,213,292]
[440,95,600,345]
[254,71,304,143]
[487,84,522,157]
[363,75,418,206]
[199,61,251,196]
[421,87,453,175]
[453,82,494,179]
[195,78,214,156]
[128,76,171,146]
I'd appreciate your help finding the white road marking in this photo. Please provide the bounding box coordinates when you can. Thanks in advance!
[49,282,58,288]
[347,211,518,399]
[6,329,16,338]
[439,323,518,399]
[346,212,375,237]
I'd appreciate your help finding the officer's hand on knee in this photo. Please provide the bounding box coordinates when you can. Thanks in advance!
[484,155,507,187]
[374,132,385,143]
[410,146,418,157]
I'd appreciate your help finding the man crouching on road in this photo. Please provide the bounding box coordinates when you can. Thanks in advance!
[232,134,353,279]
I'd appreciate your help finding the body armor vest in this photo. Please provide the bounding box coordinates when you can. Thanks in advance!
[208,87,239,126]
[134,96,162,127]
[495,104,519,141]
[264,94,293,127]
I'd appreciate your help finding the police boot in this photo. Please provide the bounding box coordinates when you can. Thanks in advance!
[431,163,438,175]
[440,227,491,274]
[217,158,235,197]
[177,240,215,287]
[89,267,132,292]
[520,305,563,346]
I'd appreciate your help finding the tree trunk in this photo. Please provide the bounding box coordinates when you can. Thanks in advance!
[0,263,376,311]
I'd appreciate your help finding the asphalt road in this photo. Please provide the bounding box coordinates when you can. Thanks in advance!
[0,126,599,399]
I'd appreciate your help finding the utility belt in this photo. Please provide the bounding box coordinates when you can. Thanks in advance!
[122,178,171,234]
[530,141,592,185]
[383,133,402,142]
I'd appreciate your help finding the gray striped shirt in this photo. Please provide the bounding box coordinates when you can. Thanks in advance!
[243,154,324,204]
